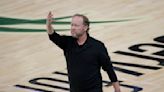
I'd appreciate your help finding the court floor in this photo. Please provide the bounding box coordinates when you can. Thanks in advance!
[0,0,164,92]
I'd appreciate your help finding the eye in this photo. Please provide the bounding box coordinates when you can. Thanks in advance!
[71,24,79,27]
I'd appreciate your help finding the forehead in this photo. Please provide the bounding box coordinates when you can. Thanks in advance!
[72,16,84,23]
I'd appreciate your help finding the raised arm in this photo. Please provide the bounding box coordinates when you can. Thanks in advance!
[46,12,71,50]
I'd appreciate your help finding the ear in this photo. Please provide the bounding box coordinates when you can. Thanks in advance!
[84,25,88,32]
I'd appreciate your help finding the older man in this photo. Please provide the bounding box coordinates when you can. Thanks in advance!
[47,12,121,92]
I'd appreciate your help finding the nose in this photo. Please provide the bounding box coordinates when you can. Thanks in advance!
[71,24,76,31]
[71,24,75,29]
[71,26,74,33]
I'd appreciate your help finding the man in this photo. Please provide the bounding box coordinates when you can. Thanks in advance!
[47,12,121,92]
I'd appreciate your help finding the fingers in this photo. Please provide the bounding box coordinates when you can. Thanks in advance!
[49,11,51,16]
[48,11,53,18]
[47,11,54,24]
[48,11,53,20]
[46,11,55,34]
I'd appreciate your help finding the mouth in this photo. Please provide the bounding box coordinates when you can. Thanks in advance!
[71,32,77,38]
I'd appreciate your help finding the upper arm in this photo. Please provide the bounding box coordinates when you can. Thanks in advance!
[48,32,70,50]
[98,43,118,82]
[98,43,112,70]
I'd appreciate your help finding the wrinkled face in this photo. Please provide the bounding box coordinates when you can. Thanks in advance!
[71,16,88,38]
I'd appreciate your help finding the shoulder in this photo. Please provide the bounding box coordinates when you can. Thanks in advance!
[63,35,74,39]
[89,36,105,48]
[60,35,75,41]
[89,36,104,45]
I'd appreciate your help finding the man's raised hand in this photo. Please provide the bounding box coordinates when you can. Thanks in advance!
[46,11,54,34]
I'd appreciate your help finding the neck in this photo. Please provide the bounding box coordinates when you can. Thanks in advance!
[77,33,88,45]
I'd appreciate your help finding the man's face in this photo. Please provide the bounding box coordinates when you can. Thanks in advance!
[71,16,87,38]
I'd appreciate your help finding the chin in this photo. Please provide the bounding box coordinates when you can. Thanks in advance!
[72,34,77,38]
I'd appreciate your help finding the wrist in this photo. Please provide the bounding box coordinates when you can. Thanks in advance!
[115,89,121,92]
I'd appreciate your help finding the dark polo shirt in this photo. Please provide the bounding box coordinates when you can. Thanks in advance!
[49,32,118,92]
